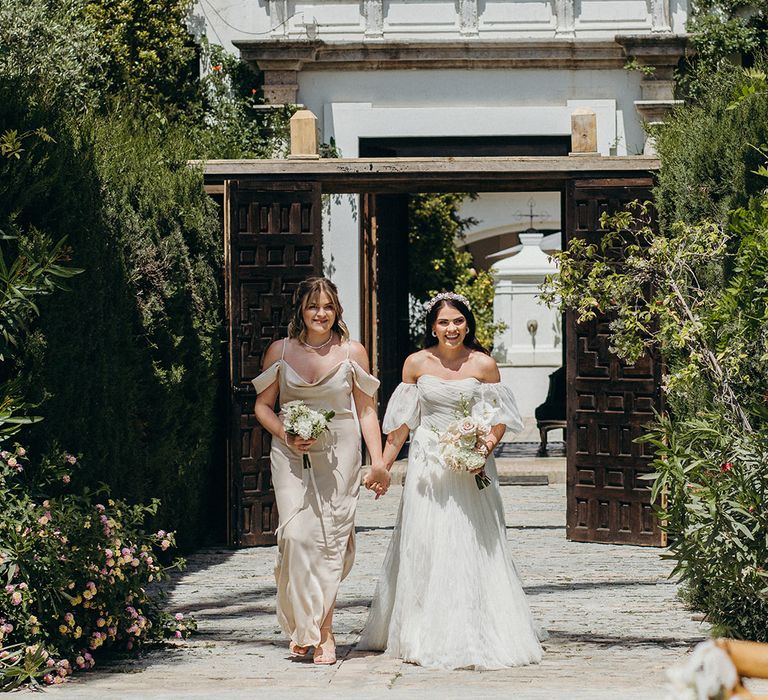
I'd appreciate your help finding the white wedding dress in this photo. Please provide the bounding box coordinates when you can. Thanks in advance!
[358,375,545,670]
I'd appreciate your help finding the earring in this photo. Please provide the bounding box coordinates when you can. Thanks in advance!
[431,331,437,338]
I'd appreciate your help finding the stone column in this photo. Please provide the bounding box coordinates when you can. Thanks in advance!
[459,0,479,37]
[268,0,288,36]
[555,0,575,38]
[364,0,384,38]
[617,35,686,155]
[650,0,672,33]
[262,69,300,105]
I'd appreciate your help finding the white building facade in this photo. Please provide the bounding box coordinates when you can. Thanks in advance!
[195,0,687,416]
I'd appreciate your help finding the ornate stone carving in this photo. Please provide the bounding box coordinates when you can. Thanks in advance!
[364,0,384,38]
[268,0,288,36]
[458,0,479,37]
[650,0,672,33]
[555,0,575,38]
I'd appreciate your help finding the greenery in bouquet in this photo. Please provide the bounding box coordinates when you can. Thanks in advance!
[0,446,195,690]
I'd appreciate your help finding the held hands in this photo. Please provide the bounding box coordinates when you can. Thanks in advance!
[364,464,391,500]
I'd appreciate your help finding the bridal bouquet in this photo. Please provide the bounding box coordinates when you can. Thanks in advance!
[281,400,335,469]
[438,397,497,489]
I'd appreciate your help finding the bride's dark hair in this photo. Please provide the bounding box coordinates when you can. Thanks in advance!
[423,298,489,354]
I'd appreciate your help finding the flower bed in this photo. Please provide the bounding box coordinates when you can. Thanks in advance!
[0,446,194,690]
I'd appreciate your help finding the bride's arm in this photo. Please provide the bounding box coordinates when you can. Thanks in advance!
[475,352,506,459]
[380,352,421,470]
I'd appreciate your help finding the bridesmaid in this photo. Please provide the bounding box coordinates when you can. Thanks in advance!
[252,277,387,665]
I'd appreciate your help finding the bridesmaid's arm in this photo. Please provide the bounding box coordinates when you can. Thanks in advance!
[253,341,313,454]
[349,343,385,465]
[254,341,287,442]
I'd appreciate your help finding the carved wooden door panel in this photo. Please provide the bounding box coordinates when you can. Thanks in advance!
[227,180,322,546]
[565,178,664,546]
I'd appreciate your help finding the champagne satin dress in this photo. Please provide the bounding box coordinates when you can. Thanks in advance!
[251,341,379,648]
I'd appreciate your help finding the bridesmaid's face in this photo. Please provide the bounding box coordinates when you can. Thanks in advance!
[433,305,467,348]
[303,291,336,335]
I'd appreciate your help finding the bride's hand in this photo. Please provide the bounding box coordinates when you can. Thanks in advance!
[285,433,316,454]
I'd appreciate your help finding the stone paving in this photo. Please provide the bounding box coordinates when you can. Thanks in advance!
[48,483,713,700]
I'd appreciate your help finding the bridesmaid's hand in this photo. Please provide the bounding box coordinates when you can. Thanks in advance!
[364,464,391,499]
[285,433,316,454]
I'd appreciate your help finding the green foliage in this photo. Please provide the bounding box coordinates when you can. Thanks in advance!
[0,446,194,688]
[545,67,768,635]
[82,0,198,113]
[681,2,768,100]
[194,43,295,159]
[407,193,506,350]
[655,60,768,227]
[19,111,225,550]
[644,415,768,640]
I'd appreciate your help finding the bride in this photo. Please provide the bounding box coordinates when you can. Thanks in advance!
[359,291,545,670]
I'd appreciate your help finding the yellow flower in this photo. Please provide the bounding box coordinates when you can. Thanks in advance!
[82,590,93,600]
[73,626,82,639]
[58,625,68,635]
[71,595,82,605]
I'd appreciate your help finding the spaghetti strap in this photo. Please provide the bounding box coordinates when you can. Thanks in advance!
[281,338,287,360]
[346,341,351,360]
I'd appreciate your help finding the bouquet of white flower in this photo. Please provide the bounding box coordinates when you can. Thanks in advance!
[281,400,335,469]
[438,397,497,489]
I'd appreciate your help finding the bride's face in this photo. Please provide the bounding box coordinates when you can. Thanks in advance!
[302,291,336,336]
[433,305,467,348]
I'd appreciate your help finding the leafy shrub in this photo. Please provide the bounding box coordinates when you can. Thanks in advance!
[543,146,768,638]
[0,445,194,689]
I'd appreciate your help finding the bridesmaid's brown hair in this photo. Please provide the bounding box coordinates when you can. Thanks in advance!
[288,277,350,343]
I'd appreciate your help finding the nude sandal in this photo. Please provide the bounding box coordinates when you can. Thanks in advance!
[313,632,336,665]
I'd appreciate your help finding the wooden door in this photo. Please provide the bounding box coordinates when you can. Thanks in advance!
[226,180,323,546]
[565,178,664,546]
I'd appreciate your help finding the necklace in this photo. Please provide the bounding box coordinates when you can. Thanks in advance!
[301,332,334,350]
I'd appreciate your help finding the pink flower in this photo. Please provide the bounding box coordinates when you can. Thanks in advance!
[104,548,113,559]
[4,585,13,594]
[175,613,184,621]
[11,591,22,605]
[174,630,182,639]
[96,504,105,513]
[721,461,734,472]
[15,447,25,456]
[160,539,171,551]
[62,474,71,484]
[18,582,27,591]
[66,455,76,464]
[43,674,54,685]
[156,530,166,538]
[7,457,17,467]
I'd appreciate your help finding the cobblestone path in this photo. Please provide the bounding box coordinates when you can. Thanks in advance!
[48,484,709,699]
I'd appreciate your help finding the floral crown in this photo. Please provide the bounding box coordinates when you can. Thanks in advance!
[424,292,471,313]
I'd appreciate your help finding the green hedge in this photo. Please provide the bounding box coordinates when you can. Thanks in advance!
[0,89,225,549]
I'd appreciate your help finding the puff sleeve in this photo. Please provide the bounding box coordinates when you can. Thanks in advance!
[350,360,380,397]
[480,382,524,435]
[382,383,421,434]
[251,362,280,394]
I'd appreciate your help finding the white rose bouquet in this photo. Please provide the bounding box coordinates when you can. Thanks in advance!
[438,397,497,489]
[281,400,335,469]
